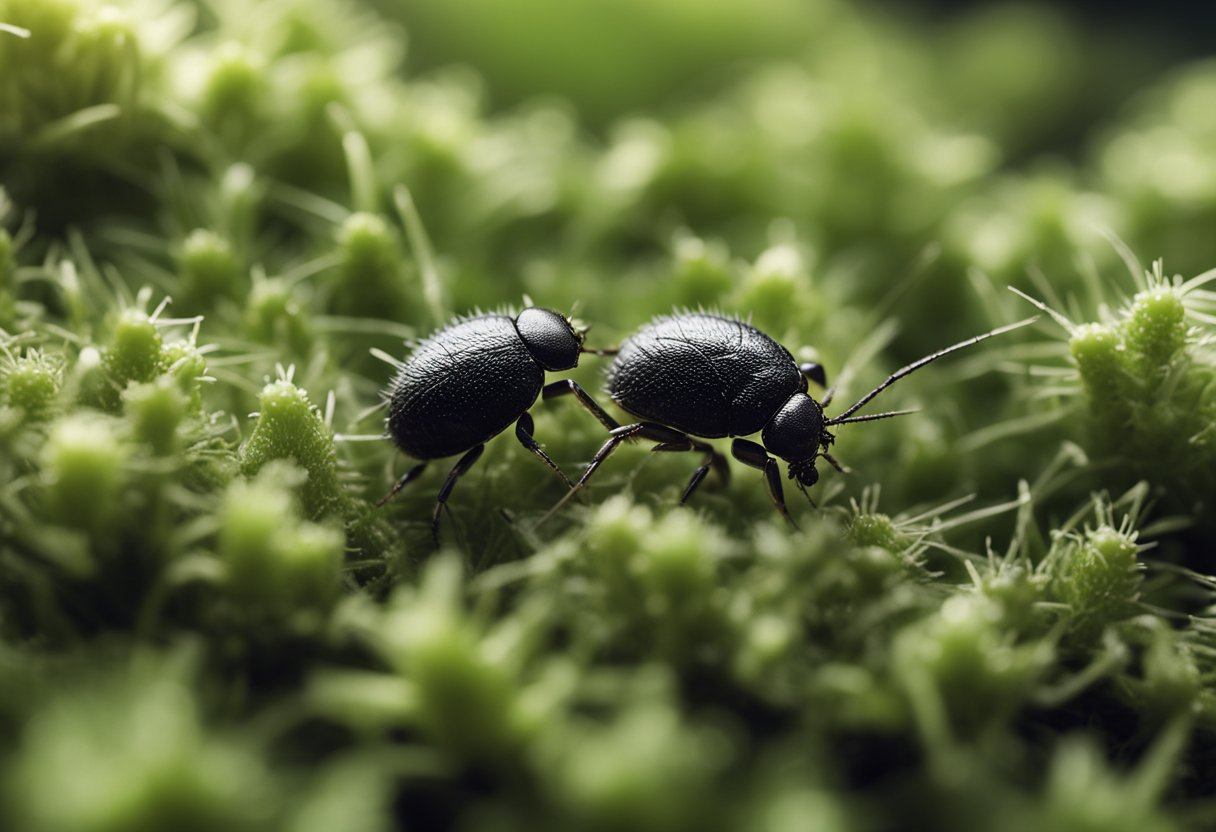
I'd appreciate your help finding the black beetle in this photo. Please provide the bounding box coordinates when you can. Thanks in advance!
[545,312,1035,526]
[380,307,609,540]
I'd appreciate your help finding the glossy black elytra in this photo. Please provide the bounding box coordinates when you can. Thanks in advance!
[545,312,1036,526]
[380,307,609,541]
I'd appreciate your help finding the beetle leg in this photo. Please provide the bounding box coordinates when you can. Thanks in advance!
[539,421,686,524]
[822,451,850,474]
[731,439,799,529]
[541,379,620,430]
[651,436,731,503]
[680,465,711,505]
[799,362,828,390]
[515,412,574,488]
[794,478,818,508]
[432,444,486,544]
[377,461,429,507]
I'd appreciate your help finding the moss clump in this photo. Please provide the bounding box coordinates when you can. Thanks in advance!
[239,378,342,520]
[1050,525,1143,645]
[1,348,63,422]
[1061,268,1216,513]
[218,462,344,617]
[328,212,412,322]
[40,412,130,538]
[177,229,243,310]
[3,657,273,832]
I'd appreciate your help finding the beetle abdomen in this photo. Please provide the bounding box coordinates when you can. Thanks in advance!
[388,316,543,459]
[607,314,801,438]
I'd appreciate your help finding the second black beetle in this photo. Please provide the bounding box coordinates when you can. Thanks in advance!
[546,312,1034,525]
[381,307,606,541]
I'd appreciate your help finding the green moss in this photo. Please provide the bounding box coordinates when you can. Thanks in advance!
[197,42,269,150]
[1061,273,1216,510]
[893,593,1048,738]
[4,657,274,832]
[1,348,63,422]
[219,463,344,615]
[41,412,129,535]
[1125,287,1187,374]
[846,511,903,551]
[540,698,730,832]
[0,0,143,142]
[1071,322,1132,404]
[244,277,313,356]
[3,1,1216,830]
[329,213,411,321]
[0,227,12,281]
[670,234,734,308]
[123,378,187,456]
[103,310,165,392]
[239,378,342,520]
[1051,526,1143,645]
[178,230,242,309]
[1031,735,1183,832]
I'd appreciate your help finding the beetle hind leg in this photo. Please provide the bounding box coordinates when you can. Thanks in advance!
[431,444,486,544]
[377,461,429,507]
[651,436,731,504]
[539,421,688,525]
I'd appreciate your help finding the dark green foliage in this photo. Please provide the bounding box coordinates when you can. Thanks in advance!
[3,0,1216,830]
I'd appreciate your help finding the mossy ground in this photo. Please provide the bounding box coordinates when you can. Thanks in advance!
[4,1,1216,829]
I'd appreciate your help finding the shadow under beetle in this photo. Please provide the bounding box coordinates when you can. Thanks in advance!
[545,312,1036,527]
[381,307,609,541]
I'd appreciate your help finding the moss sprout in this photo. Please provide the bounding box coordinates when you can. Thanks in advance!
[1,347,63,422]
[238,374,342,520]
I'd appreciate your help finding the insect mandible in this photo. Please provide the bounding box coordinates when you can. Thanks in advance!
[544,312,1036,526]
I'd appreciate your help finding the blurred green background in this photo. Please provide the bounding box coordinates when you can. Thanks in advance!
[5,0,1216,830]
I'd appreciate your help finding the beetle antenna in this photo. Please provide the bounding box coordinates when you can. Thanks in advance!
[827,408,918,426]
[825,317,1037,425]
[581,346,620,356]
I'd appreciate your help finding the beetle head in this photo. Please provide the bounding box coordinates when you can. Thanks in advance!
[516,307,584,371]
[762,393,834,487]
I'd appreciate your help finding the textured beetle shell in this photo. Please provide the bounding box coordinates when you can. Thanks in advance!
[388,315,543,459]
[607,314,802,438]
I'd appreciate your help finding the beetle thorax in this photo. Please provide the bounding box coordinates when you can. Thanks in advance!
[515,307,582,371]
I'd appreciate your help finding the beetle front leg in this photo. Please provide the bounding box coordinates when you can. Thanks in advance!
[542,379,621,430]
[515,412,574,488]
[731,438,799,529]
[432,444,486,544]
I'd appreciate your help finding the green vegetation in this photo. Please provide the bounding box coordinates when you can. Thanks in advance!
[3,0,1216,828]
